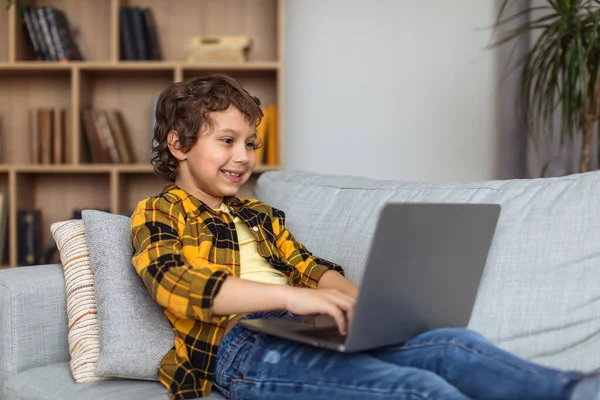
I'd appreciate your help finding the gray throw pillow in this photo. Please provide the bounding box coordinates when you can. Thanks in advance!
[82,209,174,381]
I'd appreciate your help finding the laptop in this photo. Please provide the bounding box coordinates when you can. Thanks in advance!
[240,202,501,353]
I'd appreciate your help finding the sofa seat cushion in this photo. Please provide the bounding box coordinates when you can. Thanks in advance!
[2,362,226,400]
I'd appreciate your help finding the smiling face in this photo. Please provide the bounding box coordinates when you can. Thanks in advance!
[169,106,258,208]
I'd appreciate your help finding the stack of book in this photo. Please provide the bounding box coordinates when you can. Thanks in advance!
[22,5,85,61]
[185,36,251,63]
[119,6,162,61]
[29,108,71,164]
[80,109,136,164]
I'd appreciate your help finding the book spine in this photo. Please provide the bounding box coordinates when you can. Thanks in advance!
[105,110,132,163]
[119,7,136,61]
[27,6,50,60]
[36,7,58,61]
[50,8,76,60]
[89,110,113,163]
[129,7,149,60]
[38,109,53,164]
[97,111,120,163]
[53,108,64,164]
[29,109,39,164]
[81,109,104,163]
[17,210,41,266]
[142,8,162,60]
[22,6,44,60]
[45,7,68,61]
[63,108,72,163]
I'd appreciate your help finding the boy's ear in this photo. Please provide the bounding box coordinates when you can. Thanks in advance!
[167,130,187,161]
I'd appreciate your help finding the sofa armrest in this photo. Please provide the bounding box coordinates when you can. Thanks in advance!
[0,264,69,394]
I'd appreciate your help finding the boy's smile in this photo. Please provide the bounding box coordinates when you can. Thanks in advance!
[170,106,258,208]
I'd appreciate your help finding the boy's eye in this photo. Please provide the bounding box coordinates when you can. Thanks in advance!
[246,141,256,149]
[220,138,233,144]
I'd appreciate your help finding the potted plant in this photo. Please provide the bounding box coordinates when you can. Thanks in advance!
[494,0,600,173]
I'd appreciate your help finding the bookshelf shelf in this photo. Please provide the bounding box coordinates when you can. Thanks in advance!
[0,164,281,174]
[10,165,118,173]
[0,61,280,72]
[0,0,285,267]
[0,63,72,72]
[181,61,280,71]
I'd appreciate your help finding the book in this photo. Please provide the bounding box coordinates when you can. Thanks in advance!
[142,8,162,60]
[64,13,86,60]
[38,109,53,164]
[17,209,41,266]
[255,108,268,165]
[129,7,149,60]
[106,110,135,163]
[21,5,84,62]
[25,6,50,60]
[0,114,3,163]
[22,6,45,60]
[44,7,68,61]
[265,105,279,165]
[63,108,72,163]
[255,105,279,165]
[119,7,136,61]
[96,110,120,163]
[35,6,58,61]
[53,108,64,164]
[0,193,9,266]
[49,7,84,61]
[78,114,92,164]
[29,109,39,163]
[81,109,107,163]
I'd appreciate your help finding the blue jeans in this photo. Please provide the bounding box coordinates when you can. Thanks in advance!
[214,310,584,400]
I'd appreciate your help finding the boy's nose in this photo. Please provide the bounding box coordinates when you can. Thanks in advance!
[232,145,249,163]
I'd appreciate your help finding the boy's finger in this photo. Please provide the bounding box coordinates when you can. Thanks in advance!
[330,293,355,312]
[346,306,355,326]
[328,306,347,335]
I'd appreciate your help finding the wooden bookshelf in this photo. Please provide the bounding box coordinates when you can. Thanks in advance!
[0,0,285,267]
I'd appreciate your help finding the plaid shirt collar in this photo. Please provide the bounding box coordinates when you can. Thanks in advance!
[161,183,246,216]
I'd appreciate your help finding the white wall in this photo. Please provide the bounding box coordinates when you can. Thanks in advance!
[284,1,513,182]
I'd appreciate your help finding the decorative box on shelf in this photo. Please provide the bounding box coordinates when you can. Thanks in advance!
[185,36,252,63]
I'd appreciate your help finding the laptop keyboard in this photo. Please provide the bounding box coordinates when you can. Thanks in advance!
[296,327,347,344]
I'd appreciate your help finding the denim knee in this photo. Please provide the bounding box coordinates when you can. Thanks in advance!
[412,327,486,346]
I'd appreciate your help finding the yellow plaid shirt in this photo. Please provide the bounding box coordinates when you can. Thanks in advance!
[130,183,344,399]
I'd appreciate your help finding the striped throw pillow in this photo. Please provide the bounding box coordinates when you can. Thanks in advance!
[51,219,106,383]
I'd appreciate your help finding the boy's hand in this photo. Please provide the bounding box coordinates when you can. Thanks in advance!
[318,270,359,300]
[283,287,355,335]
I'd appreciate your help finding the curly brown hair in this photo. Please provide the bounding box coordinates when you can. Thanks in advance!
[152,74,263,181]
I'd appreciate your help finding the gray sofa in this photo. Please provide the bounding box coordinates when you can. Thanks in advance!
[3,170,600,399]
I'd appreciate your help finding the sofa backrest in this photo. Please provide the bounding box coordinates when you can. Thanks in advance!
[254,170,600,374]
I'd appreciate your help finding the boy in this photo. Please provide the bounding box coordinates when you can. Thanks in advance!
[131,75,600,400]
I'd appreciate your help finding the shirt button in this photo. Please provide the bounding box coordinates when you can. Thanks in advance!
[252,226,259,232]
